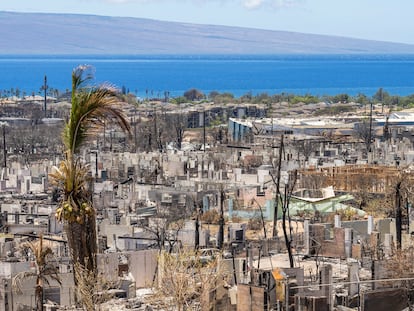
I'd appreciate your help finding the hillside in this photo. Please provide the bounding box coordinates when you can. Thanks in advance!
[1,11,414,54]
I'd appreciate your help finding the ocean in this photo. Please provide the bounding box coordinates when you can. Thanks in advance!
[1,54,414,99]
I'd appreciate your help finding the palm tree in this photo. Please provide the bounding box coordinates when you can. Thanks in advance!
[13,235,61,311]
[49,66,131,307]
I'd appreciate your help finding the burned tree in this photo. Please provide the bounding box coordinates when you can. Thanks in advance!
[354,103,374,157]
[150,248,229,311]
[168,111,187,150]
[280,170,298,268]
[271,134,284,238]
[271,134,297,267]
[294,138,320,164]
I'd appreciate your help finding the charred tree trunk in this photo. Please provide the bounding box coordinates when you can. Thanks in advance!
[282,185,294,268]
[2,124,6,168]
[218,190,225,250]
[396,181,402,249]
[272,134,284,238]
[66,214,97,273]
[65,213,97,308]
[195,212,200,250]
[35,283,43,311]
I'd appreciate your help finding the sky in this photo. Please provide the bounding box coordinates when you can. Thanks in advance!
[1,0,413,45]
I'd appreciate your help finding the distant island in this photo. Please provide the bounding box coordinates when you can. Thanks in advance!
[1,11,414,55]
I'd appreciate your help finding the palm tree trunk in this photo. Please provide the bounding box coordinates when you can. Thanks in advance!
[66,215,97,273]
[66,215,97,308]
[35,284,43,311]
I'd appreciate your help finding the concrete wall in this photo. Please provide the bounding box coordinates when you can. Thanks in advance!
[126,250,158,288]
[294,296,329,311]
[165,160,185,177]
[237,284,266,311]
[376,218,396,243]
[99,220,134,250]
[310,225,346,258]
[97,252,119,283]
[362,288,408,311]
[341,220,368,239]
[0,262,31,278]
[2,272,74,311]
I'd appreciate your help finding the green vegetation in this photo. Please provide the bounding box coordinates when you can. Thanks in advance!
[313,104,355,116]
[165,87,414,109]
[288,94,321,105]
[170,96,188,105]
[209,91,235,104]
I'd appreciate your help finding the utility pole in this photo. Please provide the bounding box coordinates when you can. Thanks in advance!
[42,75,48,118]
[368,101,373,153]
[134,108,138,153]
[2,123,6,168]
[110,130,113,152]
[203,110,206,152]
[153,106,157,151]
[272,134,284,238]
[93,152,98,179]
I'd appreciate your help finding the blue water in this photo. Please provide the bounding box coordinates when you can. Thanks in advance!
[1,54,414,98]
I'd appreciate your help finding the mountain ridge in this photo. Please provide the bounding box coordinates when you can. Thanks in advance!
[1,11,414,55]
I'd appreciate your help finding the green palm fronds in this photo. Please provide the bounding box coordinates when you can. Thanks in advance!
[64,66,131,154]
